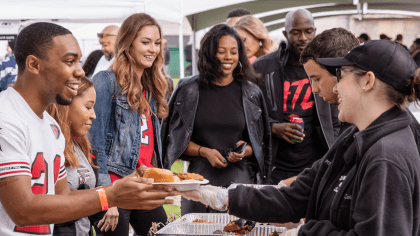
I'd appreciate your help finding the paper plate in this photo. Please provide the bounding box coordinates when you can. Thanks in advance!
[153,179,209,191]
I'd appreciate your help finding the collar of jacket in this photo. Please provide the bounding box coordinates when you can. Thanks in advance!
[337,109,412,163]
[276,40,289,68]
[172,75,260,133]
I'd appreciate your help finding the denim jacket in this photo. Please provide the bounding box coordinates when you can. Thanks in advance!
[89,69,163,186]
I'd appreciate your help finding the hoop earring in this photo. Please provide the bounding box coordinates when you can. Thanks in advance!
[236,61,243,74]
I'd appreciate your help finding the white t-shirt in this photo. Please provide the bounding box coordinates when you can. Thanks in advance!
[0,88,66,235]
[92,55,114,78]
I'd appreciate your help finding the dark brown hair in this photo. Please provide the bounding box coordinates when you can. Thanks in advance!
[300,28,360,65]
[197,24,261,86]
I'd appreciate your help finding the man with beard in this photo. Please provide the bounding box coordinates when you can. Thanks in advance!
[0,22,176,236]
[92,25,119,77]
[253,9,341,184]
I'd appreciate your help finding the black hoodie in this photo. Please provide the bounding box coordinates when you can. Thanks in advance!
[229,108,420,235]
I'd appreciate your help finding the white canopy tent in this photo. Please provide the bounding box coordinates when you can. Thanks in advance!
[0,0,188,76]
[1,0,420,78]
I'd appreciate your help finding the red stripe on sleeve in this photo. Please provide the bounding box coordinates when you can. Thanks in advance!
[0,162,30,167]
[0,170,31,176]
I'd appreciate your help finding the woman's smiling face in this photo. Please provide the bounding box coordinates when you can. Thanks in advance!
[68,86,96,137]
[216,35,239,79]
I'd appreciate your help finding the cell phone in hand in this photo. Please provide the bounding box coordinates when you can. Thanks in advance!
[231,142,247,154]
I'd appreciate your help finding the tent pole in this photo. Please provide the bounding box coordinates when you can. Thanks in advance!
[178,0,185,79]
[179,20,185,79]
[192,30,197,75]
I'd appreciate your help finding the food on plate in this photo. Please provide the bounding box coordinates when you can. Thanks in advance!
[177,172,204,181]
[143,168,175,183]
[192,218,215,223]
[139,166,205,183]
[269,231,281,236]
[223,221,253,235]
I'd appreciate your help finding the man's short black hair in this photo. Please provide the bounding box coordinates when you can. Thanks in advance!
[14,22,72,75]
[358,33,369,41]
[396,34,403,41]
[227,8,251,19]
[300,28,360,74]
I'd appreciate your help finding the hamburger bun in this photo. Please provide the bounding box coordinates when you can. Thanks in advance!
[143,168,175,182]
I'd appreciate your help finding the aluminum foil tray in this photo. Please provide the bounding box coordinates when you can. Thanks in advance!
[155,223,286,236]
[172,213,239,225]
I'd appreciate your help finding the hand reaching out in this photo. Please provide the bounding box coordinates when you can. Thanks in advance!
[180,185,229,211]
[106,176,178,210]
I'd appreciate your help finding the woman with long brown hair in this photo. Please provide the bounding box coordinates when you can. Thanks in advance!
[48,77,105,235]
[89,13,169,236]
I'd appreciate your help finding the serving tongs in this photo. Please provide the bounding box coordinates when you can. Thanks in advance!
[235,218,256,230]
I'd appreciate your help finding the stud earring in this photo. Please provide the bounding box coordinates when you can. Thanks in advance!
[363,87,366,90]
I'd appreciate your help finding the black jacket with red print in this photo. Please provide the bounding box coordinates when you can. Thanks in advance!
[252,41,342,173]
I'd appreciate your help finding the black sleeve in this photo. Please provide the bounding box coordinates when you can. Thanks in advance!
[257,90,273,183]
[228,158,322,223]
[161,79,185,169]
[298,159,415,236]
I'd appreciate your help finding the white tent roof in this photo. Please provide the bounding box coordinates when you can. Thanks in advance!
[0,0,183,24]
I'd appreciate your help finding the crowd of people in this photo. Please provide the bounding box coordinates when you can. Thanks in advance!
[1,6,420,236]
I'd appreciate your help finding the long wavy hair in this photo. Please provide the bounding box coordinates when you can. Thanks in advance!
[234,15,276,58]
[197,24,261,86]
[47,77,97,169]
[113,13,168,119]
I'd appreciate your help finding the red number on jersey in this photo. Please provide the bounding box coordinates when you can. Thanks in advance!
[14,153,51,234]
[31,153,48,195]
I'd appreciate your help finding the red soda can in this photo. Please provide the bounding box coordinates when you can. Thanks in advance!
[289,115,304,143]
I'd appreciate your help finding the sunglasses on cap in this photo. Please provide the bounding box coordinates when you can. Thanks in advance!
[336,68,367,82]
[97,33,117,38]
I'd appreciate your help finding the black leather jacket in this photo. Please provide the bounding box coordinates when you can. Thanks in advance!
[161,75,272,182]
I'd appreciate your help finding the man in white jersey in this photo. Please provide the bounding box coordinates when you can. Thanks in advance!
[0,22,176,235]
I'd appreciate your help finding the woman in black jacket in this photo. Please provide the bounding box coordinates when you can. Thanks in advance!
[161,24,272,215]
[181,40,420,236]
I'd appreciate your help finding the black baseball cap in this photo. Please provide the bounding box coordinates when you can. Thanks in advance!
[317,40,418,95]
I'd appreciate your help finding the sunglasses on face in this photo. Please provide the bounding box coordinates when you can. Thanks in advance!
[97,33,117,39]
[336,67,367,82]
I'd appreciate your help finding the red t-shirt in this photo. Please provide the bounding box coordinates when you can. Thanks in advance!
[109,92,154,183]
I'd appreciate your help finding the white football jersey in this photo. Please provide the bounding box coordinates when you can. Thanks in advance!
[0,88,66,235]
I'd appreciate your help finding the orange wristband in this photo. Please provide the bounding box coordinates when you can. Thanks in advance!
[96,188,109,211]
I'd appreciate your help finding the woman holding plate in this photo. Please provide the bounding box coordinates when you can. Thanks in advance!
[89,13,169,236]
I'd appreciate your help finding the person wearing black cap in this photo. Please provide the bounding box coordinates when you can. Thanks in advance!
[180,40,420,236]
